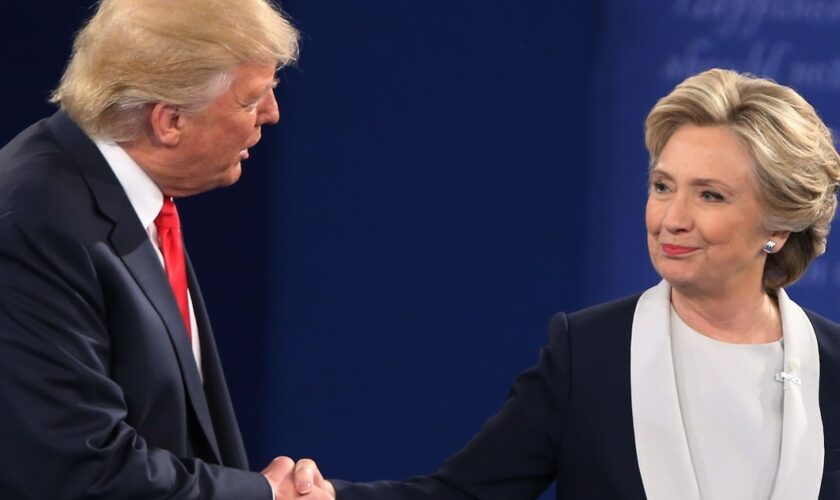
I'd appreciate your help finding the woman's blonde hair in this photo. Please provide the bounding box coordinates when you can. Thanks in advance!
[51,0,299,141]
[646,68,840,290]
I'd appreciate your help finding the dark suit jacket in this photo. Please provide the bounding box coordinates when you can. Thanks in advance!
[0,111,271,499]
[334,294,840,499]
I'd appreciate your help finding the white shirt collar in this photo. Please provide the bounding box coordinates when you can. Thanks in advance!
[93,140,163,229]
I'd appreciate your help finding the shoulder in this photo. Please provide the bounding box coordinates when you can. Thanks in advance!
[550,293,642,338]
[804,308,840,335]
[0,115,64,179]
[804,307,840,355]
[545,293,643,371]
[0,115,101,226]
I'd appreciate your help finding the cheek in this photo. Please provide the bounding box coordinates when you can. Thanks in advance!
[217,116,255,143]
[238,114,259,134]
[695,215,736,246]
[645,199,659,235]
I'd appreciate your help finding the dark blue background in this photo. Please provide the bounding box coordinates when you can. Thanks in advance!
[4,1,840,497]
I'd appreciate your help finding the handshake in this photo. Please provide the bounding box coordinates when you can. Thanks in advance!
[262,456,334,500]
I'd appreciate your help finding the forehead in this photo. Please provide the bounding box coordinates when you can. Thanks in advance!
[656,125,756,184]
[225,63,279,99]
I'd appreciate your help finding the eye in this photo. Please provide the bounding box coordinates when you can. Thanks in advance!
[700,190,724,202]
[650,180,669,194]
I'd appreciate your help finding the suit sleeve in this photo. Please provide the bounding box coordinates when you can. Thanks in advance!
[333,312,573,500]
[0,213,271,500]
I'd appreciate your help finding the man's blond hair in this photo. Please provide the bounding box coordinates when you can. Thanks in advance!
[51,0,299,141]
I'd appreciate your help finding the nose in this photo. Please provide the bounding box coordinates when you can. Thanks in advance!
[257,89,280,126]
[660,194,693,233]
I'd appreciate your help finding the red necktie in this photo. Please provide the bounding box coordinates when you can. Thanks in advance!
[155,197,191,340]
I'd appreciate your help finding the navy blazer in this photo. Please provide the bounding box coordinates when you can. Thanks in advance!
[0,112,270,498]
[334,294,840,499]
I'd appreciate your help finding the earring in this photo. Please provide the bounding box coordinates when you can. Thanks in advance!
[763,241,777,254]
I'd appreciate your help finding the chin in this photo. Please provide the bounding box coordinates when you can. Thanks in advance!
[654,262,696,290]
[220,163,243,186]
[662,273,715,297]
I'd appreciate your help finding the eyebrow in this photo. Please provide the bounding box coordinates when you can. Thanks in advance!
[649,168,734,192]
[239,79,279,106]
[254,79,279,99]
[648,167,672,183]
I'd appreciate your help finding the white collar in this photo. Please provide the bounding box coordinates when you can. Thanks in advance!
[94,140,164,229]
[631,280,824,500]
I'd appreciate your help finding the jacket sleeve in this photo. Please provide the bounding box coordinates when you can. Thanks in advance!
[0,213,271,500]
[334,312,573,500]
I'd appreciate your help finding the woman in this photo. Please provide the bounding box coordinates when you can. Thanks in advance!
[329,68,840,499]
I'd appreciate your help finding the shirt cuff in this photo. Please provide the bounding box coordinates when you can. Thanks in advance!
[263,474,276,500]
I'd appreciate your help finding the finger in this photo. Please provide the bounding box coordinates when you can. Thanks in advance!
[304,483,336,500]
[261,455,294,479]
[302,460,334,497]
[322,480,336,498]
[293,458,320,494]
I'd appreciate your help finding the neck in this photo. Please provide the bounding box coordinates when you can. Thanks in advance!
[121,141,187,198]
[670,284,782,344]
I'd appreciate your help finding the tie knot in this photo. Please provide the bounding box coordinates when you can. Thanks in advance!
[155,197,181,230]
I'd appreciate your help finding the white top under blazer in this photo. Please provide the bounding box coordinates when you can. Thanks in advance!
[630,280,823,500]
[671,306,784,500]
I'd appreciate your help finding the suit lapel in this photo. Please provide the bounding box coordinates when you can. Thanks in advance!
[184,251,243,466]
[120,244,223,463]
[630,280,701,500]
[46,111,223,464]
[630,281,825,499]
[770,289,824,500]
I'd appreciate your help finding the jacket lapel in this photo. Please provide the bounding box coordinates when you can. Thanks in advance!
[770,289,824,500]
[631,281,824,499]
[185,253,248,468]
[119,244,222,463]
[46,111,223,464]
[630,280,701,499]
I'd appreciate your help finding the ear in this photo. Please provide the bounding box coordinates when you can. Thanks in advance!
[766,229,791,253]
[148,103,184,147]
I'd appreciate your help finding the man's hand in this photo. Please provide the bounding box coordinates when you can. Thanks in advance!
[262,456,336,499]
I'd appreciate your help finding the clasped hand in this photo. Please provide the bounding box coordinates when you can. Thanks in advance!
[262,456,334,499]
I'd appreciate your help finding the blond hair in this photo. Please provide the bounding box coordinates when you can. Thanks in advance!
[645,68,840,290]
[51,0,299,141]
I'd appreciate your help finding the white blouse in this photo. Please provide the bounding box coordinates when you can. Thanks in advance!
[670,307,784,500]
[631,281,824,500]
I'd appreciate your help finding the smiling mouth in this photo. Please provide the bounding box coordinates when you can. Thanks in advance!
[662,244,698,256]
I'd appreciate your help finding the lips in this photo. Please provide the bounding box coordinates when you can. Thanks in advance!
[662,243,698,256]
[240,138,260,161]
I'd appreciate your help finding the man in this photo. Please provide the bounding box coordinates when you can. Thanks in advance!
[0,0,333,498]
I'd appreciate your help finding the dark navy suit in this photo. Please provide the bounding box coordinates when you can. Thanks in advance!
[0,111,270,498]
[334,294,840,499]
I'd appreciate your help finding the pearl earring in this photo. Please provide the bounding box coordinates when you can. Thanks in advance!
[763,241,777,254]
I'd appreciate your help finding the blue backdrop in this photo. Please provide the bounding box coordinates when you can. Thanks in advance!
[3,1,840,497]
